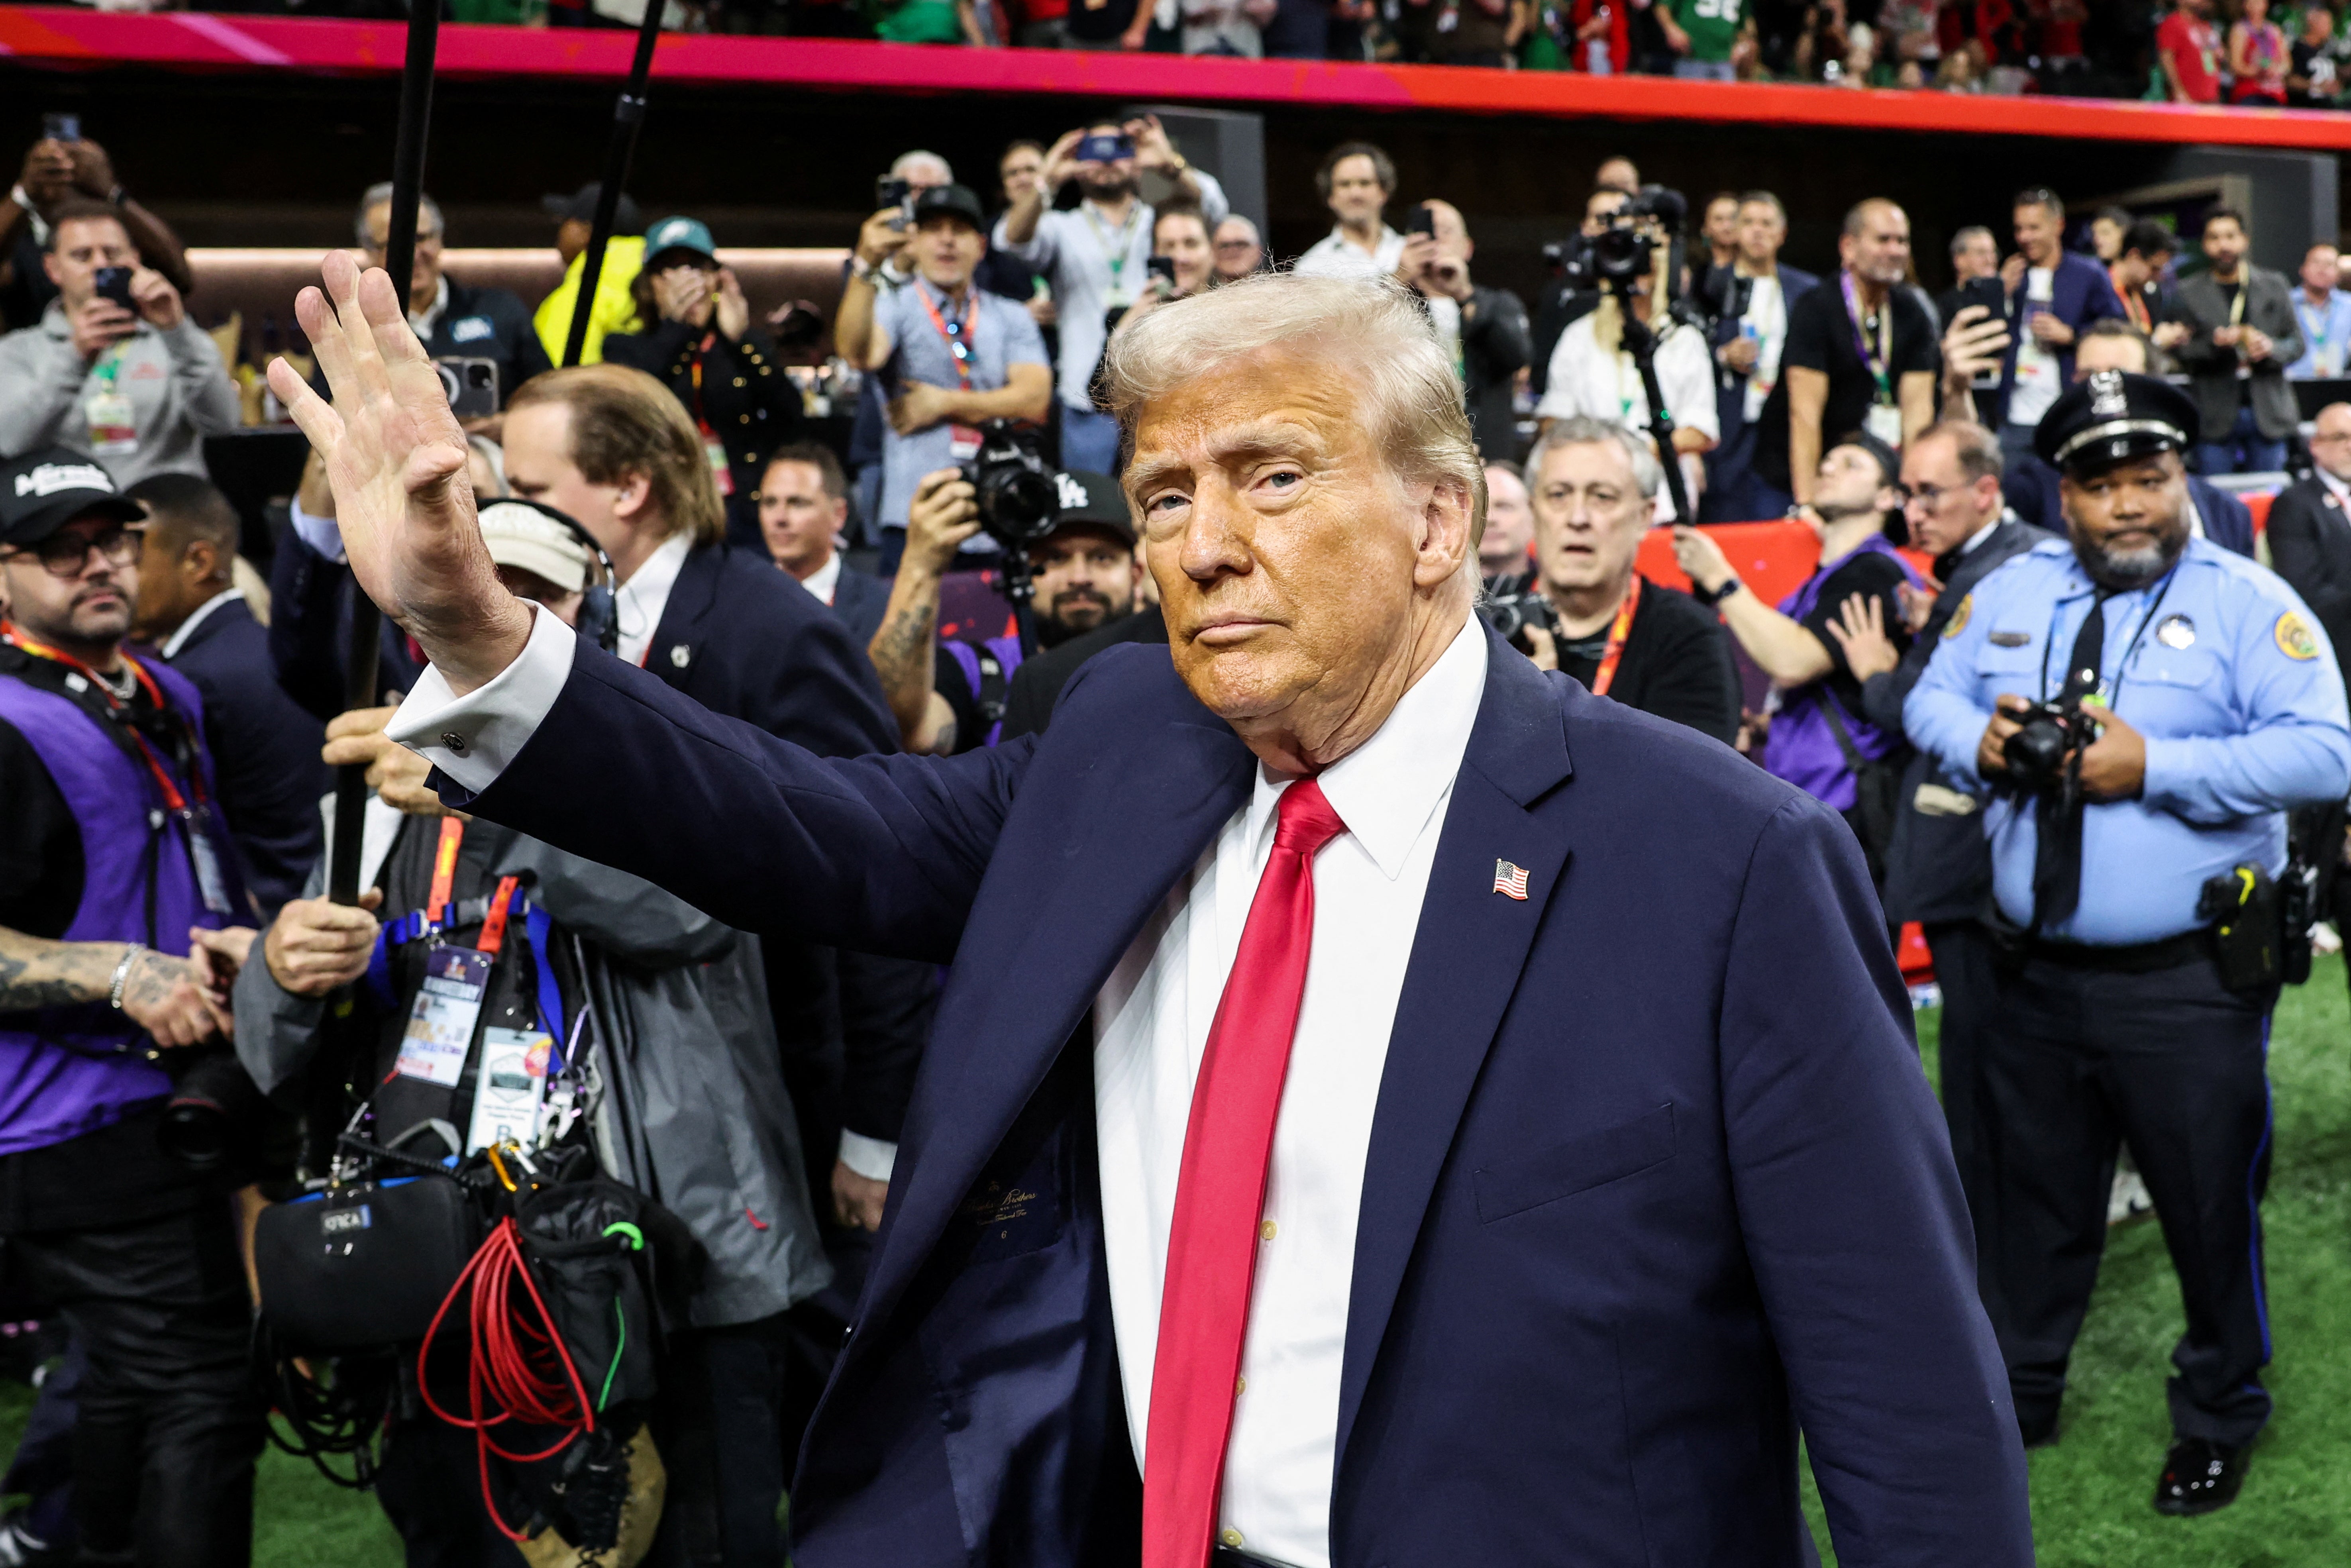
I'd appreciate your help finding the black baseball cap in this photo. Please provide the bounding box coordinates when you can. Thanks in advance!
[1829,428,1902,492]
[911,184,989,234]
[2035,369,2201,475]
[542,182,645,237]
[0,449,145,549]
[1046,470,1136,547]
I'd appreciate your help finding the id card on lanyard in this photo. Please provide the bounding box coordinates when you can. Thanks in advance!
[918,282,986,461]
[393,817,521,1087]
[86,348,139,457]
[1841,271,1904,447]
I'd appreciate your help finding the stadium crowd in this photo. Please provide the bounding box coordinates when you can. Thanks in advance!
[4,103,2351,1566]
[68,0,2351,105]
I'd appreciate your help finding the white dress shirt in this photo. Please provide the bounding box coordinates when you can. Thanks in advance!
[798,551,843,607]
[1292,226,1405,283]
[384,608,1491,1568]
[1535,313,1718,523]
[614,532,692,669]
[157,588,243,659]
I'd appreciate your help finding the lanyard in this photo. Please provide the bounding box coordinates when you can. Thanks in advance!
[2,622,201,813]
[1838,271,1895,404]
[2298,294,2335,351]
[1590,575,1643,698]
[426,816,466,928]
[524,903,570,1071]
[1081,201,1142,296]
[916,283,978,392]
[687,330,719,427]
[2037,564,2180,712]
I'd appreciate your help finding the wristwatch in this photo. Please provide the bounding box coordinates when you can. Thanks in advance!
[1167,154,1190,176]
[1693,576,1744,607]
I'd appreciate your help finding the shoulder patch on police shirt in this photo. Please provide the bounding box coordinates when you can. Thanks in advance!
[2276,610,2320,661]
[1943,593,1972,639]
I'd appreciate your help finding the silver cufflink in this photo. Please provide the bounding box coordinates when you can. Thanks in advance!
[442,732,469,755]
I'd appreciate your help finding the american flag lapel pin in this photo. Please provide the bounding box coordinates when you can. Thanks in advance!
[1492,859,1530,900]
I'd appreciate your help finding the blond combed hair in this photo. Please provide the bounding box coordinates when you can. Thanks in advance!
[1098,271,1488,547]
[507,364,726,546]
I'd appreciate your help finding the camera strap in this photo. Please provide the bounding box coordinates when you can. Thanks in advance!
[1589,574,1641,697]
[2029,589,2115,932]
[1,623,233,916]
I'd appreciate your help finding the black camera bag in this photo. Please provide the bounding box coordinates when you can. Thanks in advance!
[255,1175,483,1352]
[1812,691,1903,864]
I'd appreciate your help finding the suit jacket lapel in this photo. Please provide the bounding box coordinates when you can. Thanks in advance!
[1335,633,1574,1475]
[649,543,723,687]
[860,698,1254,1326]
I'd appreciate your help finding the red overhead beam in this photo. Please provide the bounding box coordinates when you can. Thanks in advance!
[6,5,2351,149]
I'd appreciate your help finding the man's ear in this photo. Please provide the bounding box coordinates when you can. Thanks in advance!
[41,251,64,290]
[184,538,219,586]
[612,471,656,522]
[1415,477,1476,589]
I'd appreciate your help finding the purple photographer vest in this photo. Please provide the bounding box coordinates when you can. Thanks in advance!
[1760,534,1921,812]
[942,631,1027,749]
[0,659,241,1158]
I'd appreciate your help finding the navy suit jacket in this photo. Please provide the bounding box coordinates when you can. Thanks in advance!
[269,530,424,720]
[826,562,892,654]
[446,622,2030,1568]
[1711,264,1821,439]
[1997,251,2125,422]
[160,597,327,920]
[2004,456,2255,558]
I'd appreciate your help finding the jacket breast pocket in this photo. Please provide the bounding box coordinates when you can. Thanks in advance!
[1474,1103,1676,1225]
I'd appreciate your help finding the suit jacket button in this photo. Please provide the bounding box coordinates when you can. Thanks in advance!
[670,645,692,668]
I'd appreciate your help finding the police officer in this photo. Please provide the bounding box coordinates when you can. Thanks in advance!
[0,448,266,1566]
[1905,371,2351,1516]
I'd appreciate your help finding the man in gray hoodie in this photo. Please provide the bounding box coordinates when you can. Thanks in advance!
[0,199,238,489]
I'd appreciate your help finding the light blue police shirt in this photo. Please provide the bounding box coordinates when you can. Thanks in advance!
[1904,536,2351,946]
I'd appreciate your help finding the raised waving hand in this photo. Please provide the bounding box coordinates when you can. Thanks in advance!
[265,252,531,695]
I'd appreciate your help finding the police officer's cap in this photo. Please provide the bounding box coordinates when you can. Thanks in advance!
[2034,369,2200,475]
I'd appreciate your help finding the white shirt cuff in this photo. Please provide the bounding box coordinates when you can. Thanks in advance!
[836,1130,898,1182]
[287,497,347,565]
[384,603,577,795]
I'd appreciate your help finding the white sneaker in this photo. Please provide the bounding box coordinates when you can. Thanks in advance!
[2314,921,2342,956]
[2108,1167,2156,1226]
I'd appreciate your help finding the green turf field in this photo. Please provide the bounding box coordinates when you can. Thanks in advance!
[3,956,2346,1566]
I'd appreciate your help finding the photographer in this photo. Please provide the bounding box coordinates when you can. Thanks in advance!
[0,200,238,489]
[1511,417,1741,744]
[352,184,549,428]
[1903,371,2351,1515]
[603,215,805,549]
[220,504,840,1568]
[0,451,265,1568]
[1534,192,1716,520]
[840,184,1052,566]
[1,124,191,332]
[1403,201,1531,464]
[869,464,1142,754]
[1675,432,1918,855]
[993,118,1227,476]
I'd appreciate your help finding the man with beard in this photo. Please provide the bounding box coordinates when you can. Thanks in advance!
[993,117,1228,476]
[869,465,1143,754]
[1906,371,2351,1516]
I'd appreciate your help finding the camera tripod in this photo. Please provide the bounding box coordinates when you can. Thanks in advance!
[1600,271,1696,526]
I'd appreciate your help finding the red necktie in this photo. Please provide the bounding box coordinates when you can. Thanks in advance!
[1142,777,1349,1568]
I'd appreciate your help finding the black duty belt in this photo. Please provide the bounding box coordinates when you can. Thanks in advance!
[2019,928,2211,975]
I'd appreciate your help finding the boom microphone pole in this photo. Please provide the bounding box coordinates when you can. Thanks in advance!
[329,0,440,906]
[560,0,668,369]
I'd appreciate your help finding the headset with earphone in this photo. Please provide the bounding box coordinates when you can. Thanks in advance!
[481,497,618,655]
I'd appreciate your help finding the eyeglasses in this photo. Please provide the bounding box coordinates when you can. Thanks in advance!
[1214,239,1257,251]
[1,524,144,579]
[1900,482,1959,511]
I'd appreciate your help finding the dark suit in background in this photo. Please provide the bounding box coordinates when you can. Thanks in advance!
[1704,265,1820,522]
[269,529,424,719]
[1861,513,2054,1284]
[2168,268,2304,474]
[824,562,892,653]
[997,603,1169,742]
[1993,251,2124,451]
[155,595,327,921]
[2267,476,2351,677]
[605,324,806,550]
[1460,284,1533,463]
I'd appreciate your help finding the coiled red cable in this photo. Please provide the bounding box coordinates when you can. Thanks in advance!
[418,1215,596,1541]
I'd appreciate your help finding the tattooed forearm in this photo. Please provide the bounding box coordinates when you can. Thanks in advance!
[867,579,942,746]
[0,928,128,1012]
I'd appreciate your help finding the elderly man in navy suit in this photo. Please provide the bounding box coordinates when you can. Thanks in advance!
[271,252,2031,1568]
